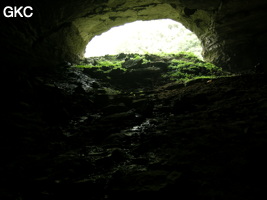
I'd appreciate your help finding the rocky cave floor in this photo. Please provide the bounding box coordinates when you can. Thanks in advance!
[1,54,267,200]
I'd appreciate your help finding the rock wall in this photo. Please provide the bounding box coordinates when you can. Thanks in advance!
[1,0,267,72]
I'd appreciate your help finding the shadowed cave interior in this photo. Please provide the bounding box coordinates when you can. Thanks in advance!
[1,0,267,199]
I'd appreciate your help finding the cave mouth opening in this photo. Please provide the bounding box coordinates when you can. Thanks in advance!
[84,19,203,59]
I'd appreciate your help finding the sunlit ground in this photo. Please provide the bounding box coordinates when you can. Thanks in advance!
[84,19,203,59]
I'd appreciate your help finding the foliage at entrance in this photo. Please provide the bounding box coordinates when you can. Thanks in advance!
[75,52,225,83]
[85,19,203,58]
[165,52,223,81]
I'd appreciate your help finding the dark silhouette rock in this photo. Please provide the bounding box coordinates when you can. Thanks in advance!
[1,1,267,199]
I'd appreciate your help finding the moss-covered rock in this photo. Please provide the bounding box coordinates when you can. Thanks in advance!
[75,53,226,90]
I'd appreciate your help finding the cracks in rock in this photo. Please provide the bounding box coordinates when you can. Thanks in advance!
[80,3,165,20]
[184,7,197,17]
[81,5,109,18]
[131,3,161,12]
[170,3,177,9]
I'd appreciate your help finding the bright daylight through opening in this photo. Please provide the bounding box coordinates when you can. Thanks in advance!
[84,19,203,59]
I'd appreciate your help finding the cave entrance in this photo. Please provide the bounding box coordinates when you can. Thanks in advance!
[84,19,203,59]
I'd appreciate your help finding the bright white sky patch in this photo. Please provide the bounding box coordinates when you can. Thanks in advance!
[84,19,202,59]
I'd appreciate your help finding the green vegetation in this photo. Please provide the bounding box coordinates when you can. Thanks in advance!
[76,57,126,73]
[165,52,223,82]
[85,19,203,58]
[75,52,227,84]
[130,54,150,64]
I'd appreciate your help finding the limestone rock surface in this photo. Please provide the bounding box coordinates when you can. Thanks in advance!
[1,0,267,72]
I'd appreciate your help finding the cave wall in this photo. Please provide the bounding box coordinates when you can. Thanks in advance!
[1,0,267,72]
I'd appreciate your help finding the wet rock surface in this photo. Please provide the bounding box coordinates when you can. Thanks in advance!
[1,56,267,199]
